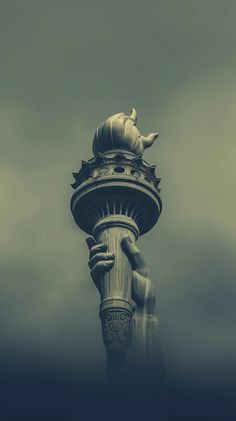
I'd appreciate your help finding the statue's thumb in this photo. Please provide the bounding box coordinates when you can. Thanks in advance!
[122,236,146,271]
[121,236,138,269]
[122,236,134,252]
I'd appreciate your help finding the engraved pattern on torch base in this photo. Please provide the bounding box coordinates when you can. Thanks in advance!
[100,309,132,361]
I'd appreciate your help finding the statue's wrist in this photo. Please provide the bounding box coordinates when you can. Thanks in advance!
[135,305,156,318]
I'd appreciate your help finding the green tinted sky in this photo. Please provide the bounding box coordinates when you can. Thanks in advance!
[0,0,236,379]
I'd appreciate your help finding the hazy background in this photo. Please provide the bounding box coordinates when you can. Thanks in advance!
[0,0,236,419]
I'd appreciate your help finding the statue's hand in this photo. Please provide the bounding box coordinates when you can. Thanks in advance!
[86,237,115,289]
[86,236,155,314]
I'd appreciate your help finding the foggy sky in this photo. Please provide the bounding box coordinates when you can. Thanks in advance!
[0,1,236,418]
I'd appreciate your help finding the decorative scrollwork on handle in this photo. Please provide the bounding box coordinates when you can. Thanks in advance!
[100,309,132,361]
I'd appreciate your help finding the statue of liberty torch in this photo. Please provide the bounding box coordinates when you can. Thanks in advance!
[70,109,162,372]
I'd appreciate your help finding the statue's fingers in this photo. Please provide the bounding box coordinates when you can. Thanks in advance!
[122,236,147,271]
[86,237,97,250]
[89,243,108,259]
[91,260,114,279]
[88,252,115,269]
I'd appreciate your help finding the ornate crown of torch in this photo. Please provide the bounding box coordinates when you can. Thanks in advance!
[70,109,162,363]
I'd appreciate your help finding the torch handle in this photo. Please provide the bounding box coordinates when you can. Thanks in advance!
[93,216,139,361]
[95,225,134,305]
